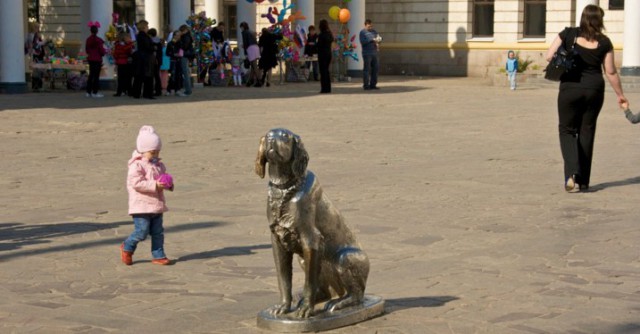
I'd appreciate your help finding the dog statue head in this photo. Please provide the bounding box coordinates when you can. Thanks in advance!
[255,128,309,181]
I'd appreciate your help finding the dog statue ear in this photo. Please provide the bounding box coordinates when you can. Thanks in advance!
[291,135,309,178]
[255,136,267,178]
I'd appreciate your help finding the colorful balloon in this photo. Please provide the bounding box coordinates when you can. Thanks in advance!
[328,6,340,21]
[338,8,351,23]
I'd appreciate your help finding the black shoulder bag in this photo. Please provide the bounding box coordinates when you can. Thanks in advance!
[544,28,578,82]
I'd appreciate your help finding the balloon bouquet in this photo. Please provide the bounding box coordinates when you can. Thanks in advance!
[185,12,226,84]
[328,0,358,80]
[254,0,309,82]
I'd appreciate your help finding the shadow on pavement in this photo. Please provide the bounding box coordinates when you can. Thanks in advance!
[0,221,228,260]
[178,244,272,261]
[0,82,430,111]
[384,296,459,313]
[590,176,640,192]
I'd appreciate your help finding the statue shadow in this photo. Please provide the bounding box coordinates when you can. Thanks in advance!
[178,244,272,261]
[384,296,459,313]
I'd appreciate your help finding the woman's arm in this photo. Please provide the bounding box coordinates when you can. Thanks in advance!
[603,50,627,107]
[545,34,562,62]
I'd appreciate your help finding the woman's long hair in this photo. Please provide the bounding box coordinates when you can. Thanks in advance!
[579,4,605,41]
[319,19,330,33]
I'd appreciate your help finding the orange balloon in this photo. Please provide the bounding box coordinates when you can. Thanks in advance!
[338,8,351,23]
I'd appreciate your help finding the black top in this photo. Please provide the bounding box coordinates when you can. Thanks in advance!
[559,27,613,90]
[259,31,279,70]
[305,33,318,56]
[211,28,224,44]
[316,31,334,59]
[242,29,258,53]
[180,32,195,60]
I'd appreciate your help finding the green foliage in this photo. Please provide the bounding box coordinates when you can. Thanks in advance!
[516,52,533,73]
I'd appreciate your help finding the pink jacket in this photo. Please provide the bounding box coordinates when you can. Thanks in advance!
[127,151,169,215]
[85,35,106,62]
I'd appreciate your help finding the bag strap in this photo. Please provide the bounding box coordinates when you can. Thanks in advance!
[565,28,578,52]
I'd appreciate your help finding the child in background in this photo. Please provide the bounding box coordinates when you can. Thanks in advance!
[304,25,319,81]
[166,30,183,96]
[231,48,242,87]
[85,23,106,98]
[121,125,174,266]
[622,101,637,123]
[160,37,170,96]
[112,32,134,97]
[506,50,518,91]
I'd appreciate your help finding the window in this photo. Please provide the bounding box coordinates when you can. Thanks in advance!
[473,0,494,37]
[609,0,624,10]
[524,0,546,37]
[27,0,39,22]
[114,0,136,25]
[225,4,237,41]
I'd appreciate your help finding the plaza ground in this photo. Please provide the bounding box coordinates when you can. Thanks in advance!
[1,77,639,333]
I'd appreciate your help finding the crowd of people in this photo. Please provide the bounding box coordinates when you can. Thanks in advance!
[23,18,384,97]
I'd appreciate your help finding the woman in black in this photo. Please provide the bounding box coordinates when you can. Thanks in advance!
[545,5,627,192]
[316,19,334,94]
[258,28,279,87]
[131,20,156,99]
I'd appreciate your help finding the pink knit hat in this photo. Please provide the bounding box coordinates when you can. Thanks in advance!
[136,125,162,153]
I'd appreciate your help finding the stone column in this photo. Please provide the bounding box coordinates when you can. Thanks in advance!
[575,0,598,25]
[89,0,115,87]
[204,0,219,22]
[170,0,191,30]
[296,0,314,31]
[236,0,256,54]
[346,0,364,77]
[0,0,27,93]
[145,0,162,32]
[621,1,640,76]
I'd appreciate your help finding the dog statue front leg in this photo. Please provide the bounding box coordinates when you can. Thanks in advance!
[296,247,320,318]
[270,234,294,316]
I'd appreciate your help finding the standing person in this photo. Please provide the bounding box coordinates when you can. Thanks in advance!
[200,22,226,85]
[165,30,183,96]
[359,19,381,90]
[545,4,627,192]
[240,21,262,87]
[120,125,174,266]
[85,23,106,98]
[316,19,334,94]
[231,47,242,87]
[178,25,194,96]
[148,28,163,96]
[112,32,134,97]
[26,22,46,90]
[258,28,279,87]
[506,50,518,91]
[131,20,156,99]
[304,25,319,81]
[159,35,171,96]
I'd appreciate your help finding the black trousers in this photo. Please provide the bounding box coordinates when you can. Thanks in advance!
[116,64,132,95]
[87,61,102,94]
[318,54,331,93]
[557,85,605,187]
[131,75,153,98]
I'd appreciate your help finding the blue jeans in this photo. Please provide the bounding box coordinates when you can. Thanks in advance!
[123,214,166,259]
[508,71,517,89]
[180,57,192,95]
[363,54,379,88]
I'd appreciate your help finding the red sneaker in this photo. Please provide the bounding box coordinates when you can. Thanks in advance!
[120,243,133,265]
[151,258,172,265]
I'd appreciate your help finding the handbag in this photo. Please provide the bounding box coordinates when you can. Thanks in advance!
[544,28,578,82]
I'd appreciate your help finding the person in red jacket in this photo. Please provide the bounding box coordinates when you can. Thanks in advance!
[85,23,106,98]
[112,32,134,96]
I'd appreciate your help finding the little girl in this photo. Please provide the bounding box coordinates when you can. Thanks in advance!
[231,47,242,87]
[121,125,174,266]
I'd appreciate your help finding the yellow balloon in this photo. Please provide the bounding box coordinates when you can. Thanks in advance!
[328,6,340,21]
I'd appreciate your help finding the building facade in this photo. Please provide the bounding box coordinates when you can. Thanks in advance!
[1,0,637,93]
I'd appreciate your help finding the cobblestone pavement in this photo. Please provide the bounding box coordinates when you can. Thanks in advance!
[1,77,639,334]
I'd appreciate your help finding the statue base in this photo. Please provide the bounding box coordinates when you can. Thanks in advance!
[256,295,385,332]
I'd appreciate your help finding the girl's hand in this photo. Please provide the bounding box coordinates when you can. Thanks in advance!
[618,96,628,109]
[156,181,165,190]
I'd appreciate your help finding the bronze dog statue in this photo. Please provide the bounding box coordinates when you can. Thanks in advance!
[255,128,370,318]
